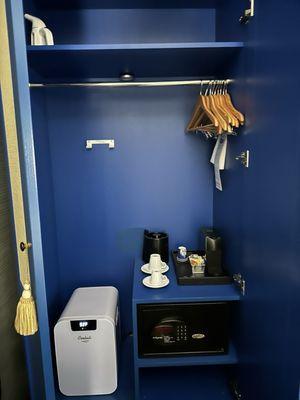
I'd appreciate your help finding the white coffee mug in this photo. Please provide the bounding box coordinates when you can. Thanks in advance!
[149,254,163,272]
[150,270,164,286]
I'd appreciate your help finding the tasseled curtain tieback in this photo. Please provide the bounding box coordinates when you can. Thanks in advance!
[15,283,38,336]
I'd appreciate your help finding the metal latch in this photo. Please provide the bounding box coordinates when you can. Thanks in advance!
[235,150,249,168]
[239,0,254,24]
[233,273,246,295]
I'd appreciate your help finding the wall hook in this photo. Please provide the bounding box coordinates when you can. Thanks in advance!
[86,139,115,150]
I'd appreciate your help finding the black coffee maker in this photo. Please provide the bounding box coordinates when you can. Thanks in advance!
[143,230,169,263]
[202,228,223,276]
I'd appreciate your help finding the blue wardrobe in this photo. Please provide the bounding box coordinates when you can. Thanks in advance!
[4,0,300,399]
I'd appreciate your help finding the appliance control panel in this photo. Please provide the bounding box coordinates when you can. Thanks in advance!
[70,320,97,331]
[176,324,188,342]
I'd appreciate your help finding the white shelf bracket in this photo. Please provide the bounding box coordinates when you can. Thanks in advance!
[86,139,115,150]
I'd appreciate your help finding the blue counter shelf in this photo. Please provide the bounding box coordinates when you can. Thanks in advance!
[132,257,240,304]
[132,258,240,399]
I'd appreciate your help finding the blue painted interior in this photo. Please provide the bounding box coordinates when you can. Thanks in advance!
[30,90,60,328]
[24,9,215,45]
[26,43,244,82]
[139,366,234,400]
[22,1,246,82]
[31,86,214,334]
[215,1,246,42]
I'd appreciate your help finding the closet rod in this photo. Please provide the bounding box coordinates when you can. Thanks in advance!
[29,79,233,88]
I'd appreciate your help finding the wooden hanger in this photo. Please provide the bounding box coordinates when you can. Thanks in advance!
[197,96,223,135]
[186,83,219,133]
[187,80,244,137]
[208,82,232,133]
[186,96,204,132]
[223,81,244,124]
[214,81,239,128]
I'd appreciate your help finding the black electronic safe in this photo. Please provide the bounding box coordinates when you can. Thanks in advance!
[137,302,229,357]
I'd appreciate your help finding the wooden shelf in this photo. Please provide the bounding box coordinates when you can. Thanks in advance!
[27,42,244,82]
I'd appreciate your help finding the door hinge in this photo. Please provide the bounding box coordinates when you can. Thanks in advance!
[239,0,254,24]
[233,273,246,295]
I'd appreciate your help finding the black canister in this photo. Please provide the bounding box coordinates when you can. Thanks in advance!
[202,227,223,276]
[143,230,169,263]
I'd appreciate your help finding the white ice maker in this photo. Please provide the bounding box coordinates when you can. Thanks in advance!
[54,286,119,396]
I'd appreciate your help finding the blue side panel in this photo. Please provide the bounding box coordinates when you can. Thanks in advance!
[30,86,214,335]
[5,0,55,398]
[214,1,300,399]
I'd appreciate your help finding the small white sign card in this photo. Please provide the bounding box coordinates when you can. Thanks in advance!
[210,134,228,191]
